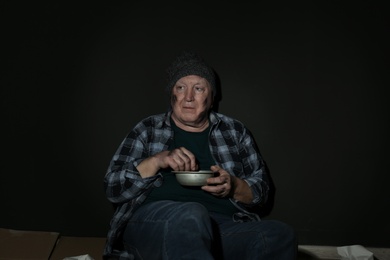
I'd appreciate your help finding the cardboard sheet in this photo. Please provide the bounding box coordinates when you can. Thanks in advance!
[0,228,59,260]
[50,236,106,260]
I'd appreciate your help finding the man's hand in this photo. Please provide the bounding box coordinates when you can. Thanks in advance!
[201,165,232,198]
[137,147,198,177]
[202,165,253,204]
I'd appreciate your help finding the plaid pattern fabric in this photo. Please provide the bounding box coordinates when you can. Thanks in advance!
[103,110,270,259]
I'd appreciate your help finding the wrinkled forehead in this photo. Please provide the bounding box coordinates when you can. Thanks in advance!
[174,75,211,86]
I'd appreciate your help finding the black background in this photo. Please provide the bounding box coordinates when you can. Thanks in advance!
[1,2,389,247]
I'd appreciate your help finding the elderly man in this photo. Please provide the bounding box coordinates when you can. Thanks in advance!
[104,51,297,259]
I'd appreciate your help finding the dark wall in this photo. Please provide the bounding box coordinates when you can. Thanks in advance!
[2,2,389,247]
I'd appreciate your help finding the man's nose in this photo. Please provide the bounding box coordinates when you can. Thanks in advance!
[185,89,194,101]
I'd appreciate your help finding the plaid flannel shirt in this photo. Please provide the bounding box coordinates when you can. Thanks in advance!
[103,110,270,259]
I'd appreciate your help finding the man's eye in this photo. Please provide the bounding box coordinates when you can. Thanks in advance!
[195,87,205,92]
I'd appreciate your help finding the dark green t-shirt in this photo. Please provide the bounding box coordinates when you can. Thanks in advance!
[142,119,238,216]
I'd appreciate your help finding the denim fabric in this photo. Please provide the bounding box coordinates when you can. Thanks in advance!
[123,201,297,260]
[123,201,214,259]
[208,212,297,260]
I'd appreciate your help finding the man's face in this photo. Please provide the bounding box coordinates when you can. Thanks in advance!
[171,75,213,130]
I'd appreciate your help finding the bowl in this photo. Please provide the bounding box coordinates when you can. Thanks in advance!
[172,170,214,186]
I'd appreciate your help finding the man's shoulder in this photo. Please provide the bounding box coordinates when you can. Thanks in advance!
[212,112,245,128]
[142,112,167,121]
[136,112,168,128]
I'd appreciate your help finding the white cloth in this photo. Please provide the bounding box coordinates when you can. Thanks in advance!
[63,254,94,260]
[337,245,374,260]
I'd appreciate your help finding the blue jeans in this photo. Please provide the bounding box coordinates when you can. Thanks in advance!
[123,201,297,260]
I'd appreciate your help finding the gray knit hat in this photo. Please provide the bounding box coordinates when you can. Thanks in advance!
[166,51,217,97]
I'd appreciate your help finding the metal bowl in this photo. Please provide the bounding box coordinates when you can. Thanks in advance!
[173,170,214,186]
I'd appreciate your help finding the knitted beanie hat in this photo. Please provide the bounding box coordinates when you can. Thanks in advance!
[166,51,217,97]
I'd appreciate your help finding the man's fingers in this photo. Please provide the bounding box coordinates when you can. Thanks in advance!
[179,147,197,170]
[168,147,198,171]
